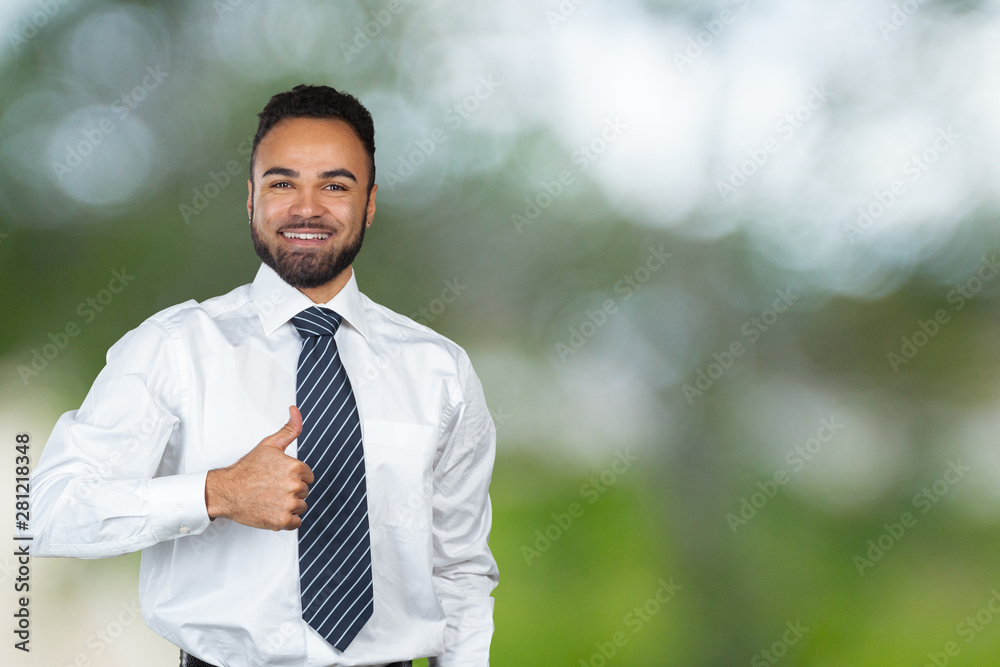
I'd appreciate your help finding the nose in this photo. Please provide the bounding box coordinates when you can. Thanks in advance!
[287,187,324,220]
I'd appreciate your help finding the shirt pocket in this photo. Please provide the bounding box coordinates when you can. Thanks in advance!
[361,419,438,531]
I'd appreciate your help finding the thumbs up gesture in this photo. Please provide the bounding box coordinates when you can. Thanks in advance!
[205,406,315,531]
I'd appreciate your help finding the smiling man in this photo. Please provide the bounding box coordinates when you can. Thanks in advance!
[30,85,499,667]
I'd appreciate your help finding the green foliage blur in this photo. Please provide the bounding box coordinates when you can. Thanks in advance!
[3,0,1000,665]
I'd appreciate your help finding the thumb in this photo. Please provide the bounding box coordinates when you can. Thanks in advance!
[267,405,302,450]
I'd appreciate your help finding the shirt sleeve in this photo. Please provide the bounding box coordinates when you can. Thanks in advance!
[430,352,499,667]
[30,317,211,559]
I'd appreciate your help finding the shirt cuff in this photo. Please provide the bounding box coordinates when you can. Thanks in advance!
[148,471,211,541]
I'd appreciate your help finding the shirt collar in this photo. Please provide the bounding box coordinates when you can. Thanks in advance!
[250,263,371,340]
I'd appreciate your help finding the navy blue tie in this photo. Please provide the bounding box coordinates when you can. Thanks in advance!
[291,306,373,651]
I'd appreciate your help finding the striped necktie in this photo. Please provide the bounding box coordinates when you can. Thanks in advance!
[291,306,373,651]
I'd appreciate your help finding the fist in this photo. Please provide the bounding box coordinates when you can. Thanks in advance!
[205,406,315,530]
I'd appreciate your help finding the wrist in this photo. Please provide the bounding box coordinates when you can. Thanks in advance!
[205,467,232,520]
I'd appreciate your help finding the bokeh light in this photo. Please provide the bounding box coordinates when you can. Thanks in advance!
[3,0,1000,665]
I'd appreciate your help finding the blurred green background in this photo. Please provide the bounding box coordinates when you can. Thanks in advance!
[3,0,1000,664]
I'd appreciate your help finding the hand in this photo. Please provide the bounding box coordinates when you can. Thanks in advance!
[205,406,314,530]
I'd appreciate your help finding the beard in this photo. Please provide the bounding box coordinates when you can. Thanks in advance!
[250,203,367,290]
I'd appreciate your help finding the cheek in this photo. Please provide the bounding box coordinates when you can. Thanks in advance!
[329,198,365,222]
[259,197,290,220]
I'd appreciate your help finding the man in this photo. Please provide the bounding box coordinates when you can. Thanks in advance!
[30,84,499,667]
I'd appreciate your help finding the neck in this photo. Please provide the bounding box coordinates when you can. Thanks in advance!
[298,266,353,304]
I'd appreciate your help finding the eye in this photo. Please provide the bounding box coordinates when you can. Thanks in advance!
[324,183,346,191]
[270,181,292,188]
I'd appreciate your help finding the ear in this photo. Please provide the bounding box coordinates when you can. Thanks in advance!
[365,184,378,228]
[246,179,253,222]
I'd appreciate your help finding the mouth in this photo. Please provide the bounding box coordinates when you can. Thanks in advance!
[279,229,332,246]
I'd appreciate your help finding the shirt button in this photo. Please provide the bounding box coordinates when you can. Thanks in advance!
[179,526,190,535]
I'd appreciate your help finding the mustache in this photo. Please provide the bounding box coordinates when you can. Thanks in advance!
[275,219,336,233]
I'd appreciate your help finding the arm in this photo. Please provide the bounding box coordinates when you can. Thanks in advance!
[430,353,499,666]
[31,318,316,558]
[30,320,206,558]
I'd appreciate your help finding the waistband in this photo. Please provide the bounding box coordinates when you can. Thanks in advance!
[180,651,412,667]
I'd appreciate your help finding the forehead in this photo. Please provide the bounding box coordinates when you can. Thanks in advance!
[254,117,367,175]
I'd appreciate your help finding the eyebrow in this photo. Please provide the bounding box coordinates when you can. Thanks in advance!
[261,166,358,183]
[320,168,357,182]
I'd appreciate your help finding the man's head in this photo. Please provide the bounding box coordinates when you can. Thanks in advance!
[248,85,377,300]
[251,84,376,193]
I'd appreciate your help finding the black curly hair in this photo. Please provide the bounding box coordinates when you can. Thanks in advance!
[250,84,376,192]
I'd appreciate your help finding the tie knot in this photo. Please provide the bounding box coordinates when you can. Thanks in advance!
[291,306,343,338]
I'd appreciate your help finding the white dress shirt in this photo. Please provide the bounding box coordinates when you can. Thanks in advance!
[30,264,498,667]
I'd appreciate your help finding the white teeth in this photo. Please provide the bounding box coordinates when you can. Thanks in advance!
[282,232,330,240]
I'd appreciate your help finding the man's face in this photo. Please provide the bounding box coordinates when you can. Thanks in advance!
[248,117,377,290]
